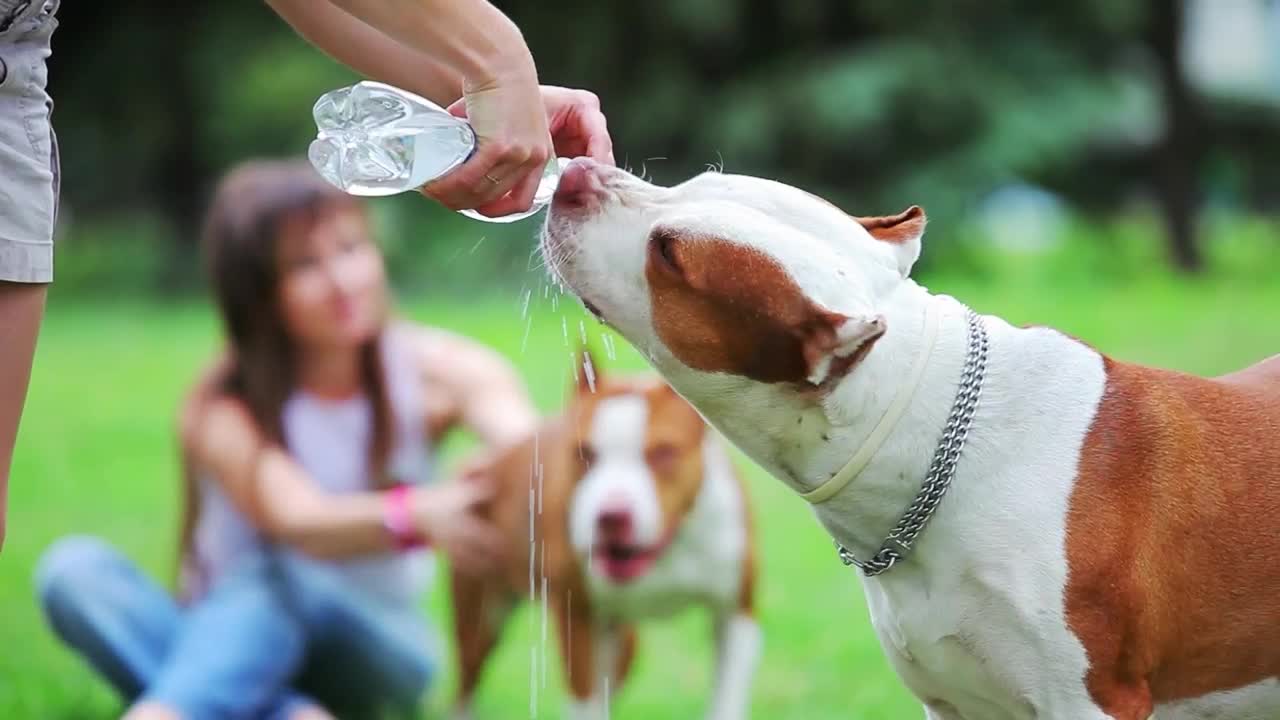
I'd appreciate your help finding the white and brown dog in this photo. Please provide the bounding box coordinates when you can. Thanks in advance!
[450,354,758,720]
[539,157,1280,720]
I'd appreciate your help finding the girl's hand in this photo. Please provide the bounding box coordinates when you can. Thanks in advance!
[411,480,503,576]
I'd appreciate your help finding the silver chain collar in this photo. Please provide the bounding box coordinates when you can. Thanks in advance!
[835,307,989,577]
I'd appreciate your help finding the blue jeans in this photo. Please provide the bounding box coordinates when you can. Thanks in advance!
[35,536,436,720]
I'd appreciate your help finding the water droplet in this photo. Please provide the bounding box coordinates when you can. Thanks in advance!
[530,645,538,718]
[561,316,569,346]
[583,352,597,393]
[540,570,548,690]
[578,320,588,345]
[535,436,543,516]
[528,481,536,599]
[520,315,533,355]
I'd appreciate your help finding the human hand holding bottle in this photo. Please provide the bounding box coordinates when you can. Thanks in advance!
[424,79,614,218]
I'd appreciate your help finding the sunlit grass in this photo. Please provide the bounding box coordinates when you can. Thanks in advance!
[4,235,1279,717]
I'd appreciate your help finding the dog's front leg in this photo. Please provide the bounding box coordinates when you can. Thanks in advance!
[566,627,620,720]
[558,597,619,720]
[705,611,761,720]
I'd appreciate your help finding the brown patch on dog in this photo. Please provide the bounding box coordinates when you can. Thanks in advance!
[733,464,758,616]
[639,382,710,534]
[1064,355,1280,717]
[644,234,880,386]
[797,191,926,248]
[853,205,926,245]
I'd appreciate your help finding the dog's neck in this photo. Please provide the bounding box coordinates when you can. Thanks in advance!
[680,281,982,564]
[800,284,978,561]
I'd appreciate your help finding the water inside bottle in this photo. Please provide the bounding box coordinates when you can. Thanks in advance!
[309,80,565,222]
[309,81,475,197]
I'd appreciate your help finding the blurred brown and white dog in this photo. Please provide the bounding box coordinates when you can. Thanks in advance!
[538,158,1280,720]
[450,353,759,720]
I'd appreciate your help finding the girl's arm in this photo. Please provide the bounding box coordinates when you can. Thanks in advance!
[414,327,539,454]
[187,395,500,564]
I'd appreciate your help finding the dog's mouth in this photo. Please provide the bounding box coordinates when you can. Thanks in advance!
[581,298,606,323]
[593,540,661,583]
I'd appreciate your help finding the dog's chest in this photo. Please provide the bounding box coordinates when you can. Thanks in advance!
[865,570,1048,720]
[851,494,1109,719]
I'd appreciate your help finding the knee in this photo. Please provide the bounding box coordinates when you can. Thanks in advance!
[35,535,122,613]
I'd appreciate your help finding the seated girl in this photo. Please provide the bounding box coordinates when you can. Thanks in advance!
[35,159,537,719]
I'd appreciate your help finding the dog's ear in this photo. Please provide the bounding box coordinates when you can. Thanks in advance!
[854,205,926,277]
[801,310,887,387]
[574,345,600,394]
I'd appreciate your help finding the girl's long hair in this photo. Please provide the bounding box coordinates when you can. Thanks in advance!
[176,159,394,593]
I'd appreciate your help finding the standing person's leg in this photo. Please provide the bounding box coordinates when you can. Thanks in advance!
[0,283,44,548]
[0,0,60,551]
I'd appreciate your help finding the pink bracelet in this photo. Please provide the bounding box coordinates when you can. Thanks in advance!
[383,484,428,551]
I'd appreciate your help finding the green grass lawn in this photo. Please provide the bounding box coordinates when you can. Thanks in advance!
[3,257,1279,719]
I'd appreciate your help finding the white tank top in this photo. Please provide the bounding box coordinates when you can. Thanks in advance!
[188,324,436,607]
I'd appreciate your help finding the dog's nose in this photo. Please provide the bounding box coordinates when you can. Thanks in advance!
[552,157,606,212]
[597,507,633,536]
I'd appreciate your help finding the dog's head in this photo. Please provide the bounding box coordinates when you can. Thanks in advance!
[564,350,709,585]
[541,159,925,404]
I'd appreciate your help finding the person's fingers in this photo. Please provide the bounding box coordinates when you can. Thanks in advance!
[586,125,616,167]
[542,89,613,166]
[449,522,505,574]
[421,143,528,210]
[471,155,546,218]
[464,521,506,566]
[586,135,615,167]
[458,461,488,484]
[566,107,613,166]
[458,475,498,505]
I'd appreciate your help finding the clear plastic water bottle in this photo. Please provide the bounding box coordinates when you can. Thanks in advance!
[308,80,563,223]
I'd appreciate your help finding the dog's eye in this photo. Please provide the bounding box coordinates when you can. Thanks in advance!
[648,229,681,276]
[646,443,679,471]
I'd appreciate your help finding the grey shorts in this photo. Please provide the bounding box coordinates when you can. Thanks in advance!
[0,0,59,284]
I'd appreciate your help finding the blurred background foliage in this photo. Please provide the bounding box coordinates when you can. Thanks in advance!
[45,0,1280,298]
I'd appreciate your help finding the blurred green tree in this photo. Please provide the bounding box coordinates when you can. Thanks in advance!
[45,0,1280,290]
